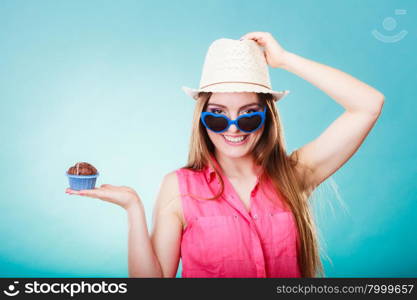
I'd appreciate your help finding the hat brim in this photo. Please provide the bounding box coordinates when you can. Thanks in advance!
[182,83,289,102]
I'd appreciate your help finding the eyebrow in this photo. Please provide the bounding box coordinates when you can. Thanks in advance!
[207,102,261,110]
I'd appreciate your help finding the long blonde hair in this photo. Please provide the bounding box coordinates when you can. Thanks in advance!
[182,91,324,277]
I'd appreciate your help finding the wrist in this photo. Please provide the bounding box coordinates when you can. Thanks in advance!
[125,196,143,212]
[278,50,294,70]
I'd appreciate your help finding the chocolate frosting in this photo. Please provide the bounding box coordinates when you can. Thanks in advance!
[67,162,98,175]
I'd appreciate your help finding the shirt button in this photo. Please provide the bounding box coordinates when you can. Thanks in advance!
[253,214,258,219]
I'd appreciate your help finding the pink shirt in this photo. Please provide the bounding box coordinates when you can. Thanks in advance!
[176,156,302,278]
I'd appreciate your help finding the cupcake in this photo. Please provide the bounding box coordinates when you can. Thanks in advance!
[66,162,99,190]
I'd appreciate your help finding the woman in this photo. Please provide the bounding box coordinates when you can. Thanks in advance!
[66,32,384,277]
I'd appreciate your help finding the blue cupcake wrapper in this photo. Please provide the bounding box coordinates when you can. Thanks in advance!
[66,172,99,191]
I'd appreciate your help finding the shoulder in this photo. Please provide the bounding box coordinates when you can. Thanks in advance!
[174,166,205,177]
[161,167,202,188]
[162,170,180,191]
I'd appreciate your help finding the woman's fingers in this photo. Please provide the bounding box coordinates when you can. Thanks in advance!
[66,187,106,199]
[240,32,286,68]
[240,31,262,39]
[240,32,272,47]
[66,183,112,194]
[241,32,266,40]
[77,188,105,199]
[66,188,83,195]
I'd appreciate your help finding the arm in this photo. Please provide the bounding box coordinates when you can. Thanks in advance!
[282,51,384,190]
[149,171,183,277]
[126,201,163,277]
[241,32,385,190]
[281,51,384,114]
[66,172,183,278]
[127,171,183,277]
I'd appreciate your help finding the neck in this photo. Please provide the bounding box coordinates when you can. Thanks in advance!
[214,150,261,180]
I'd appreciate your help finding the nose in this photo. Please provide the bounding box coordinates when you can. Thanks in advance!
[227,123,239,133]
[226,113,240,133]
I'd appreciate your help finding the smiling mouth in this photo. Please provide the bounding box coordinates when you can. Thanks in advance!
[222,134,249,144]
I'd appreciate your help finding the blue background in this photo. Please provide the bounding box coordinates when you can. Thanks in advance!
[0,0,416,277]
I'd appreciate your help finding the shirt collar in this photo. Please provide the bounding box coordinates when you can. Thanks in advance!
[205,154,219,183]
[204,154,263,187]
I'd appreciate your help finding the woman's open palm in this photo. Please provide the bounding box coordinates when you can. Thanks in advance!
[66,184,140,210]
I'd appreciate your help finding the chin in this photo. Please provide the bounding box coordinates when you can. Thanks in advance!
[212,137,254,159]
[217,148,251,159]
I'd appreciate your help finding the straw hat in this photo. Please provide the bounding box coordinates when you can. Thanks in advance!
[182,38,289,102]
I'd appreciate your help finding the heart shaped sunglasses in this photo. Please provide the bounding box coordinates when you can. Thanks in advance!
[201,107,267,133]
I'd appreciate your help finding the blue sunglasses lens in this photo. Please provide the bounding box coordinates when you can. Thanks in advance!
[204,115,229,132]
[237,114,262,132]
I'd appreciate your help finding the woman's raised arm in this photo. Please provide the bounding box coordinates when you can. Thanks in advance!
[241,32,385,190]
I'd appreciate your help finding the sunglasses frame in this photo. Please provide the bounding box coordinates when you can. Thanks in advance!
[201,106,267,133]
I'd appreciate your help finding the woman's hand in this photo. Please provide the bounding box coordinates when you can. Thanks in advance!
[240,31,289,69]
[66,184,141,210]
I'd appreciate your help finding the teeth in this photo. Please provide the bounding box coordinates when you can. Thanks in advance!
[224,135,246,142]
